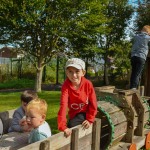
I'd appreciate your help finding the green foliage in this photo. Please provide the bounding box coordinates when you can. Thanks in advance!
[0,79,35,89]
[66,1,108,60]
[136,2,150,29]
[109,41,131,81]
[96,0,133,85]
[0,0,135,91]
[0,0,111,91]
[87,71,95,78]
[0,91,61,134]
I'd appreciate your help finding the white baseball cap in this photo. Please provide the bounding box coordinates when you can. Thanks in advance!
[65,58,85,70]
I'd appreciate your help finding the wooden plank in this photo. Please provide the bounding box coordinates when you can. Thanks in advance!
[97,101,121,114]
[0,132,28,150]
[144,57,150,96]
[19,122,98,150]
[111,133,126,146]
[144,111,150,123]
[118,90,137,96]
[132,93,144,136]
[122,107,134,143]
[0,118,3,138]
[57,144,70,150]
[124,95,133,106]
[40,140,49,150]
[97,93,124,107]
[110,111,127,125]
[113,122,127,139]
[110,142,131,150]
[0,109,15,134]
[110,135,146,150]
[134,116,138,127]
[91,119,101,150]
[142,96,150,101]
[95,86,115,93]
[19,131,71,150]
[140,86,144,96]
[79,144,91,150]
[78,134,92,150]
[143,102,149,112]
[110,129,150,150]
[71,128,79,150]
[97,100,107,105]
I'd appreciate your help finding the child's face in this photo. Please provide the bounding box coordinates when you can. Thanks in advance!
[26,108,45,129]
[66,66,85,85]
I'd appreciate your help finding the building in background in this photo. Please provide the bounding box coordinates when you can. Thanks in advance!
[0,47,17,64]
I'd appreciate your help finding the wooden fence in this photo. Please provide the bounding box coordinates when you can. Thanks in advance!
[19,119,101,150]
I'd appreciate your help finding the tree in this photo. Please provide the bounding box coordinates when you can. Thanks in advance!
[66,1,108,72]
[96,0,133,85]
[0,0,108,92]
[111,41,131,81]
[135,1,150,29]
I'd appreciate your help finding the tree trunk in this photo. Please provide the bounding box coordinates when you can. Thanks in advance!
[85,57,88,78]
[35,62,44,92]
[42,65,46,83]
[104,57,109,85]
[56,56,59,84]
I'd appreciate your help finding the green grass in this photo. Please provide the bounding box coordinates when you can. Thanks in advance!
[0,91,61,134]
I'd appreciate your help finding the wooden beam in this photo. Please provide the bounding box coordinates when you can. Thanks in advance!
[71,128,79,150]
[91,119,101,150]
[145,57,150,96]
[40,140,49,150]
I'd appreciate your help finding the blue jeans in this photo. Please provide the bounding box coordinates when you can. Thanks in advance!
[67,112,86,128]
[130,56,145,89]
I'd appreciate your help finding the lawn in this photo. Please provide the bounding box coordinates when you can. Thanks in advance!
[0,91,61,134]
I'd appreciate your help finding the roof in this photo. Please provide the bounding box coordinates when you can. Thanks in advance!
[0,47,17,58]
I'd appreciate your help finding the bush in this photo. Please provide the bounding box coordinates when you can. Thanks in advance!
[0,79,35,89]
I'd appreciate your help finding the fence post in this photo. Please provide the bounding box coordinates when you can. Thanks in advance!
[140,86,144,96]
[91,118,101,150]
[40,140,50,150]
[71,128,79,150]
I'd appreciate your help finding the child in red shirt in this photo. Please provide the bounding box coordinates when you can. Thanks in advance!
[57,58,97,137]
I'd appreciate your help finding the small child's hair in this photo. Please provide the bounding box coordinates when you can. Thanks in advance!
[21,90,38,104]
[141,25,150,34]
[26,98,48,116]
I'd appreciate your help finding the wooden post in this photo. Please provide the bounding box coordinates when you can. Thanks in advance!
[145,57,150,96]
[91,119,101,150]
[71,128,79,150]
[132,93,144,136]
[140,86,144,96]
[118,91,135,143]
[40,140,50,150]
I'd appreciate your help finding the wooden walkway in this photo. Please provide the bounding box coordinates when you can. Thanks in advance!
[0,132,28,150]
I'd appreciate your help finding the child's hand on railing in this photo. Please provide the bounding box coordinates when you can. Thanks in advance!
[82,120,91,129]
[64,128,72,138]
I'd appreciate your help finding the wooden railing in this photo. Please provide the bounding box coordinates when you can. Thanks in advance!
[19,119,101,150]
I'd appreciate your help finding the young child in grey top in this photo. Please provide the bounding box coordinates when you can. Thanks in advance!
[130,25,150,89]
[8,90,38,132]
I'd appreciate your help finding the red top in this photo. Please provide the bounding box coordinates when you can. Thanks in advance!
[57,77,97,131]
